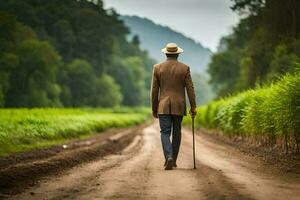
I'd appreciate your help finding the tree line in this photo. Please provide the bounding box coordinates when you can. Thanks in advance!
[0,0,155,107]
[208,0,300,97]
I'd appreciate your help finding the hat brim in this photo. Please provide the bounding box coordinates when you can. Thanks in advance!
[161,47,183,54]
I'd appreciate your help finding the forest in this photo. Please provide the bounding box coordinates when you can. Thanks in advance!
[209,0,300,97]
[0,0,155,108]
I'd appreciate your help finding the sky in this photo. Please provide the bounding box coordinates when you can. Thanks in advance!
[102,0,239,52]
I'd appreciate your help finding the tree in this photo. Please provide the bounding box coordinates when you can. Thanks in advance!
[71,8,113,72]
[60,59,122,107]
[208,49,240,97]
[131,35,140,46]
[5,39,62,107]
[268,41,300,80]
[208,0,300,97]
[93,74,122,107]
[61,59,97,106]
[107,56,147,106]
[0,53,18,106]
[231,0,265,15]
[53,20,75,62]
[0,12,43,107]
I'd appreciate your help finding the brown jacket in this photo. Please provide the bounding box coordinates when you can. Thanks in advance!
[150,57,196,116]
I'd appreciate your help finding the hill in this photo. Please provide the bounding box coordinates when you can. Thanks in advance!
[121,15,212,73]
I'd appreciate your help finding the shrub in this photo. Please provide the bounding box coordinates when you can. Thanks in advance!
[187,70,300,152]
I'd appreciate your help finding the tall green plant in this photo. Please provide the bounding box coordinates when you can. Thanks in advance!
[186,70,300,152]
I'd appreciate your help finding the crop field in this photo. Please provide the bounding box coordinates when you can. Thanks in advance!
[184,70,300,153]
[0,108,149,156]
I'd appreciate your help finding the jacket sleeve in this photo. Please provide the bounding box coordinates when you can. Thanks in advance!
[185,66,196,110]
[150,66,159,113]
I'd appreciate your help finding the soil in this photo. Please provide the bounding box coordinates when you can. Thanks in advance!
[0,124,146,196]
[1,121,299,200]
[198,128,300,175]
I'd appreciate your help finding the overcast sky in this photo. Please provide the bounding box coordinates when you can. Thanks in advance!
[102,0,239,52]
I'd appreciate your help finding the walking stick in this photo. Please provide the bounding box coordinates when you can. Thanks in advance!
[192,116,196,169]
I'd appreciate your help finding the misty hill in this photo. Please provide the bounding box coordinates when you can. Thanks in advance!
[121,15,212,73]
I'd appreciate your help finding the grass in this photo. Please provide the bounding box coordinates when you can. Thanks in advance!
[0,108,150,156]
[184,69,300,153]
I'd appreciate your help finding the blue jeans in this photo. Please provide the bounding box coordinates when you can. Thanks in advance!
[158,114,183,163]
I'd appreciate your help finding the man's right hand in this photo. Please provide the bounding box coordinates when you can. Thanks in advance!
[152,111,158,118]
[189,108,197,118]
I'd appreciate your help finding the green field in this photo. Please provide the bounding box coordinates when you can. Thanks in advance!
[184,70,300,152]
[0,108,150,156]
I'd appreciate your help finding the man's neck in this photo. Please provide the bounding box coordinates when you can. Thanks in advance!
[167,57,178,61]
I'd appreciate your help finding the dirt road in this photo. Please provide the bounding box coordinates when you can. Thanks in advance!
[8,122,300,200]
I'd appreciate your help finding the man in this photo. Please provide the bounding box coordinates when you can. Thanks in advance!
[150,42,197,170]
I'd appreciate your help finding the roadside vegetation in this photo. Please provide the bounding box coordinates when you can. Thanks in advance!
[184,1,300,155]
[184,69,300,153]
[208,0,300,98]
[0,108,149,156]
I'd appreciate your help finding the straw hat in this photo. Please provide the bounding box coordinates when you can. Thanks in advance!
[161,43,183,54]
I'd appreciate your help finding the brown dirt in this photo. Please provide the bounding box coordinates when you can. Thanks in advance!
[1,121,300,200]
[0,124,146,196]
[198,128,300,175]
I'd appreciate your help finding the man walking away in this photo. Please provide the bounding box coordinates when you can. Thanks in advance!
[150,43,197,170]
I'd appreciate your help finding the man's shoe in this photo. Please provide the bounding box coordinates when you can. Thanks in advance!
[164,159,177,167]
[164,157,173,170]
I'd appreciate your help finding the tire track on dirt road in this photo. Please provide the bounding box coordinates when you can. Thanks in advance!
[7,121,300,200]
